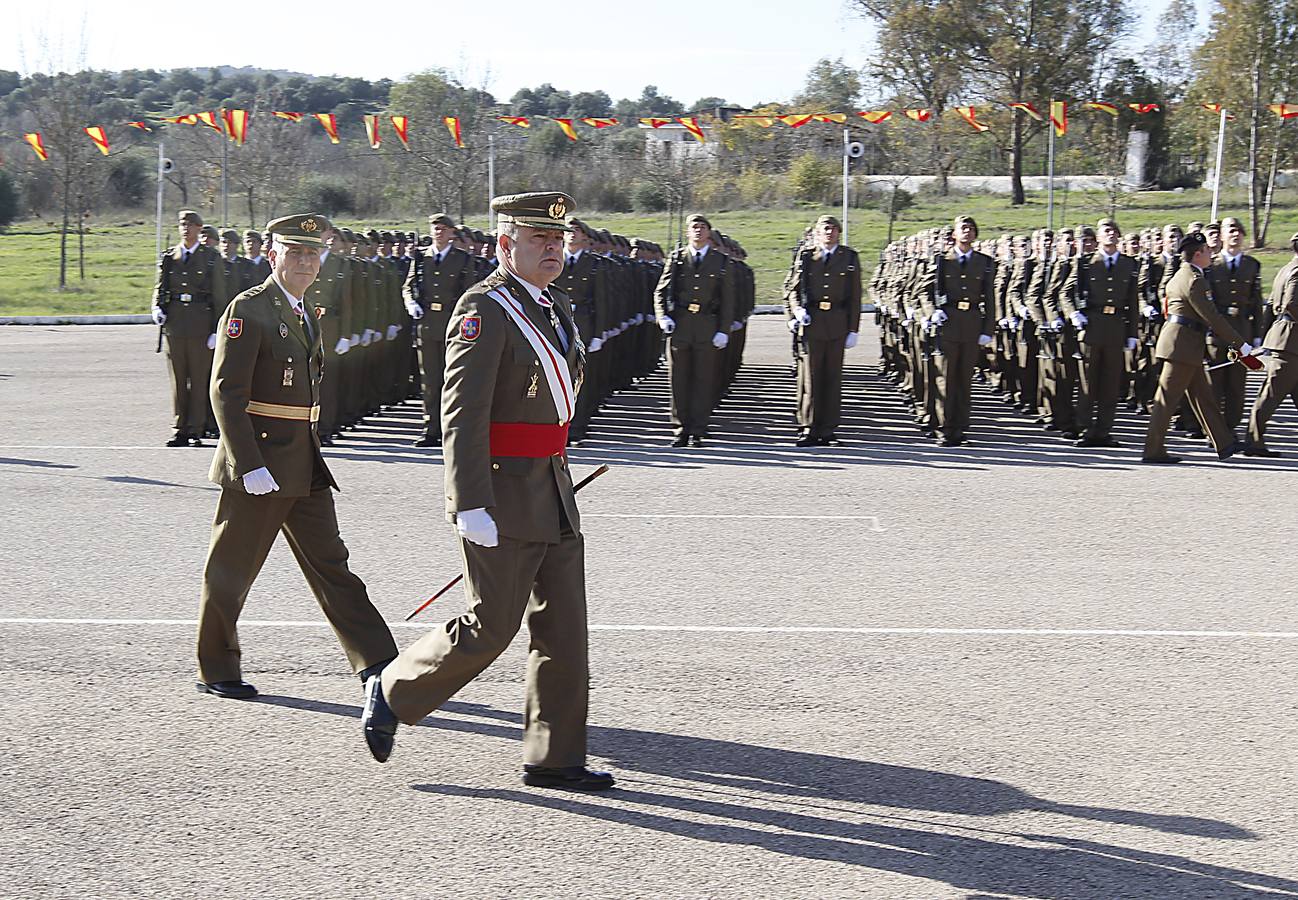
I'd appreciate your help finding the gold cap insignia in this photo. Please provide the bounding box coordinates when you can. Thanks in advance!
[548,199,568,219]
[302,218,319,233]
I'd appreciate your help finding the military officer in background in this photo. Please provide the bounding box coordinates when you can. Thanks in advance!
[243,230,272,282]
[787,215,862,446]
[361,192,613,791]
[304,225,351,445]
[554,217,610,443]
[403,213,477,447]
[654,214,735,448]
[1206,217,1263,430]
[152,209,226,447]
[198,213,397,700]
[1245,231,1298,457]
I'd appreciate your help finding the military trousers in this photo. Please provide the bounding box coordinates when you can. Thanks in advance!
[197,472,397,684]
[1016,327,1041,412]
[1143,358,1233,459]
[935,339,978,441]
[1207,343,1248,430]
[1247,350,1298,450]
[797,336,846,438]
[1076,339,1123,440]
[165,335,212,437]
[417,319,450,437]
[383,531,589,768]
[1040,346,1079,431]
[667,337,718,438]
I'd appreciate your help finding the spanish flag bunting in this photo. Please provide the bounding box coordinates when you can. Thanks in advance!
[498,116,530,127]
[1269,103,1298,119]
[272,111,304,122]
[1084,101,1119,116]
[1129,103,1160,114]
[1008,102,1043,121]
[364,115,381,148]
[903,108,932,122]
[314,113,340,143]
[160,114,199,125]
[857,111,892,124]
[777,114,814,128]
[813,113,847,124]
[23,132,48,160]
[196,111,224,132]
[126,121,152,132]
[551,118,580,141]
[222,109,249,145]
[678,116,706,142]
[1202,103,1235,120]
[443,116,464,148]
[732,115,775,126]
[84,126,110,155]
[1049,100,1067,136]
[954,106,989,132]
[581,117,619,128]
[390,116,410,148]
[639,117,673,128]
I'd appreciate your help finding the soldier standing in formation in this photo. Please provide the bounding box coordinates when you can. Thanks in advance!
[1207,217,1263,431]
[1244,231,1298,457]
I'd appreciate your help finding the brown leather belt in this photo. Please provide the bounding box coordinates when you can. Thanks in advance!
[246,400,320,422]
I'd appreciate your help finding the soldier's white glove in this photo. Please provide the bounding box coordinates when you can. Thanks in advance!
[1125,337,1139,352]
[349,333,360,348]
[731,320,743,332]
[977,334,994,347]
[903,314,914,326]
[795,307,811,326]
[588,337,604,352]
[242,466,280,496]
[1050,318,1065,331]
[931,309,949,326]
[1008,316,1020,329]
[405,299,424,320]
[1142,305,1158,319]
[387,324,400,340]
[998,317,1010,329]
[845,332,859,350]
[151,306,167,326]
[334,337,350,355]
[658,316,675,334]
[1239,342,1256,356]
[206,334,217,351]
[635,313,645,325]
[1018,304,1030,319]
[787,318,799,333]
[456,507,498,548]
[1071,312,1088,329]
[712,332,729,350]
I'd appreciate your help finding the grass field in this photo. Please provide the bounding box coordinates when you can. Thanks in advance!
[4,187,1298,316]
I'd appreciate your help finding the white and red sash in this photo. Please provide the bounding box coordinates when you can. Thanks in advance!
[484,286,575,425]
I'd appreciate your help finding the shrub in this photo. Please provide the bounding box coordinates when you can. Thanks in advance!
[0,170,18,226]
[787,152,836,203]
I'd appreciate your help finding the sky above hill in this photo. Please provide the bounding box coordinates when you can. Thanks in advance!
[7,0,1188,108]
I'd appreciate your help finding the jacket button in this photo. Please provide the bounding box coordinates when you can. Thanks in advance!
[287,357,293,363]
[260,432,268,439]
[492,463,500,470]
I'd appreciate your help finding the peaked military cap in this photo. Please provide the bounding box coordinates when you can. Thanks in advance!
[815,214,842,229]
[178,209,203,226]
[492,192,575,231]
[1179,232,1208,254]
[954,215,979,236]
[200,225,220,240]
[429,213,456,228]
[267,213,332,247]
[686,213,712,229]
[1096,217,1120,234]
[1221,216,1244,232]
[220,229,240,241]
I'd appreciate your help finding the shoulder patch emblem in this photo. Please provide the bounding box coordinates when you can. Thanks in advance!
[226,318,243,339]
[460,316,481,341]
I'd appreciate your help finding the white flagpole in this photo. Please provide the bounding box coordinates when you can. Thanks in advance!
[1211,107,1228,221]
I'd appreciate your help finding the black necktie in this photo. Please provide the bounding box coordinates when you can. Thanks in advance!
[1230,259,1238,273]
[960,255,967,268]
[182,250,190,264]
[695,253,702,267]
[540,291,568,352]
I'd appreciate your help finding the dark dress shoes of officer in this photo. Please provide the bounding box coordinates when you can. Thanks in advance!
[1141,454,1182,465]
[361,674,398,763]
[196,679,258,700]
[1243,445,1282,458]
[412,434,440,448]
[189,437,204,448]
[1217,441,1243,461]
[670,435,689,448]
[795,435,818,447]
[166,433,189,447]
[688,436,704,448]
[522,765,615,791]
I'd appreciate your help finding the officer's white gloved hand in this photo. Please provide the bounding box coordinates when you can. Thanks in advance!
[1142,305,1158,319]
[152,306,167,326]
[242,466,280,496]
[787,318,799,333]
[1125,337,1139,352]
[1239,342,1256,356]
[334,337,350,355]
[387,324,400,340]
[635,313,645,325]
[731,320,743,332]
[712,331,729,350]
[1071,312,1088,329]
[1018,304,1030,319]
[1050,318,1065,331]
[932,309,949,326]
[588,337,604,352]
[978,334,994,347]
[456,507,498,548]
[796,307,812,326]
[206,334,217,350]
[405,299,424,320]
[845,332,859,350]
[658,316,675,334]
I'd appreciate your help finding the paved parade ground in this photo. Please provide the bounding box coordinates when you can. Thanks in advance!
[1,317,1297,898]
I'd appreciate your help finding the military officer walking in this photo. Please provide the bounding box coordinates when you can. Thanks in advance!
[198,214,397,699]
[1244,230,1298,457]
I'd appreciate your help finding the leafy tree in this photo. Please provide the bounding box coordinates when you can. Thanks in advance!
[788,152,837,201]
[0,170,19,226]
[793,58,862,111]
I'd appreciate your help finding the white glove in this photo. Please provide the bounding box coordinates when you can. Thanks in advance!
[1050,318,1065,332]
[635,313,645,325]
[902,314,914,327]
[1071,312,1088,329]
[387,324,400,341]
[998,317,1010,329]
[1125,337,1139,352]
[456,507,498,548]
[845,332,859,350]
[712,332,729,350]
[658,316,675,334]
[978,334,994,347]
[351,334,361,348]
[795,307,811,326]
[731,320,743,332]
[242,466,280,496]
[151,306,167,326]
[1142,305,1158,319]
[932,309,949,326]
[206,334,217,351]
[787,318,799,333]
[1239,342,1256,356]
[1017,304,1030,319]
[588,337,604,352]
[334,337,350,355]
[405,299,424,320]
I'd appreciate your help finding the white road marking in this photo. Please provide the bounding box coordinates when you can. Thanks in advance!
[1,617,1296,639]
[586,514,885,523]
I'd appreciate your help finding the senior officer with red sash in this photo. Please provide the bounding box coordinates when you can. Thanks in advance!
[361,192,613,791]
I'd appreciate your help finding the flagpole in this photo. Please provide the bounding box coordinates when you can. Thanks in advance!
[1047,106,1056,232]
[1211,107,1228,221]
[155,141,165,258]
[841,126,850,247]
[221,131,229,227]
[488,134,496,230]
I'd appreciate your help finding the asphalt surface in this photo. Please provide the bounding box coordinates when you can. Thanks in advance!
[1,319,1296,899]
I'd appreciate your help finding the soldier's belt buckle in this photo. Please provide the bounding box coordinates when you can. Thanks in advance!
[818,302,832,311]
[179,293,193,302]
[957,301,971,311]
[1103,305,1116,315]
[1227,306,1240,315]
[687,303,701,313]
[431,303,443,311]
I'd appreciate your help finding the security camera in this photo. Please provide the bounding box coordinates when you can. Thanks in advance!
[846,142,865,159]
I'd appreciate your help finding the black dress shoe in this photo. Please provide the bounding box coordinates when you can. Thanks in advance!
[320,436,334,447]
[196,680,258,700]
[1061,430,1079,440]
[1101,438,1121,448]
[795,436,818,447]
[361,675,398,763]
[1074,436,1103,448]
[1187,430,1206,440]
[1142,454,1182,464]
[189,437,204,447]
[818,434,838,446]
[670,435,689,448]
[1243,445,1283,458]
[412,435,440,447]
[166,433,189,447]
[1044,423,1060,431]
[939,436,960,447]
[688,436,704,448]
[522,765,615,791]
[1217,441,1243,461]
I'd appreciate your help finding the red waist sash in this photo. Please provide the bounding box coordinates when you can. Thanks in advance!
[489,422,569,457]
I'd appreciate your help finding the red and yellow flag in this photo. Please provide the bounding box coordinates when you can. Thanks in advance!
[812,113,847,124]
[678,116,706,142]
[1008,102,1043,121]
[1049,101,1068,136]
[954,106,989,132]
[581,117,619,128]
[733,115,775,126]
[84,126,110,155]
[126,121,152,132]
[903,108,932,122]
[390,115,410,148]
[639,117,673,128]
[777,114,814,128]
[364,115,381,148]
[314,113,340,143]
[1269,103,1298,119]
[1129,103,1160,114]
[1202,103,1236,120]
[272,111,304,122]
[444,116,464,148]
[222,109,249,145]
[498,116,531,128]
[551,118,579,141]
[1084,101,1119,116]
[857,111,892,124]
[160,114,199,125]
[196,111,223,132]
[23,132,48,161]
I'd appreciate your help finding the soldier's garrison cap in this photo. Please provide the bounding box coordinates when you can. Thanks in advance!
[1179,232,1208,254]
[266,213,333,247]
[815,214,842,229]
[686,213,712,229]
[429,213,456,228]
[243,229,262,241]
[491,192,575,231]
[220,229,240,241]
[178,209,203,226]
[200,225,220,240]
